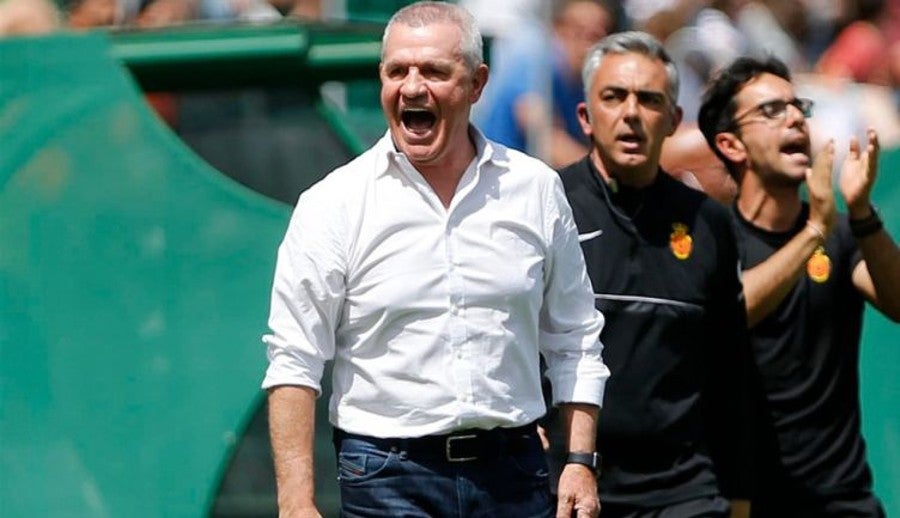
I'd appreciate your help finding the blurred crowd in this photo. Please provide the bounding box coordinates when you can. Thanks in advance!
[462,0,900,203]
[2,0,897,86]
[0,0,322,33]
[1,0,898,197]
[463,1,898,167]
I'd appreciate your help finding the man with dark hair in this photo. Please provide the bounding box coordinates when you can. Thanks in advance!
[262,2,608,517]
[558,30,755,517]
[698,55,900,517]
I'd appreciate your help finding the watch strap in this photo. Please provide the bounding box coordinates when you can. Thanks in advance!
[565,451,600,473]
[849,204,883,239]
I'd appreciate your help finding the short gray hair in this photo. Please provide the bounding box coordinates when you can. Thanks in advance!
[581,31,679,104]
[382,1,483,72]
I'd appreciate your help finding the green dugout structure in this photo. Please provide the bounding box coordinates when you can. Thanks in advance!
[0,23,383,516]
[1,22,899,517]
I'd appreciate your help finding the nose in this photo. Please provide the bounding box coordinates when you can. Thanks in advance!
[622,93,640,119]
[400,68,426,99]
[785,101,806,126]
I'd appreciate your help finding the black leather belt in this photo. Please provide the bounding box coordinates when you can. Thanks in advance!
[334,422,538,463]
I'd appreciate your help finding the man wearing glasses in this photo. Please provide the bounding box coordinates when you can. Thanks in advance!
[699,56,900,517]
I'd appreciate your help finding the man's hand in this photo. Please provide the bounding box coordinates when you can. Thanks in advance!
[840,129,880,218]
[556,464,600,518]
[806,139,837,236]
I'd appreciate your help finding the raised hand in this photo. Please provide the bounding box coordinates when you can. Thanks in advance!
[806,139,837,236]
[840,129,880,218]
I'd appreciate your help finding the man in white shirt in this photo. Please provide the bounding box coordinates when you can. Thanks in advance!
[261,2,609,517]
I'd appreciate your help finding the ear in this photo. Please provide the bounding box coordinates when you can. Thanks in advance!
[469,63,489,103]
[577,102,592,137]
[714,132,747,164]
[667,106,683,136]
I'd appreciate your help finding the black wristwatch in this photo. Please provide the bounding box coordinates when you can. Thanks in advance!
[849,204,883,239]
[565,451,601,475]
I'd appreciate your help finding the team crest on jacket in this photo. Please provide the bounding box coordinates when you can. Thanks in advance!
[669,223,693,260]
[806,246,831,283]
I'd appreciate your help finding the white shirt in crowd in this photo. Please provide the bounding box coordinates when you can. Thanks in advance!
[262,128,609,438]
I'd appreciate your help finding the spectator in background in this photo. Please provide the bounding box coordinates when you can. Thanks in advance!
[663,0,750,122]
[64,0,279,28]
[623,0,706,43]
[737,0,810,72]
[474,0,615,167]
[557,31,755,517]
[0,0,61,35]
[65,0,137,28]
[268,0,321,18]
[817,0,892,85]
[699,55,900,517]
[132,0,196,27]
[136,0,281,26]
[62,0,282,127]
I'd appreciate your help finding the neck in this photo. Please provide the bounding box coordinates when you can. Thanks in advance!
[736,171,803,232]
[590,150,657,190]
[414,135,477,209]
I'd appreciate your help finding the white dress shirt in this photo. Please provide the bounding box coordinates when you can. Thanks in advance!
[262,128,608,438]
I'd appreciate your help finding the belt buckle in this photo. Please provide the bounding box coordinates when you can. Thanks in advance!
[445,434,478,462]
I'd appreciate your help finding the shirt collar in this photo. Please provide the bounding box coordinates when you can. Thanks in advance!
[374,125,508,177]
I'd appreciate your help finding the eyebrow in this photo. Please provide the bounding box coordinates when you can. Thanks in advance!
[601,86,666,96]
[382,57,457,68]
[599,86,669,104]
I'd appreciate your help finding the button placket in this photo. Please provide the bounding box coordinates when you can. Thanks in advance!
[444,216,472,401]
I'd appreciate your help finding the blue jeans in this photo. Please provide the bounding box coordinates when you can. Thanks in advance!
[333,427,553,518]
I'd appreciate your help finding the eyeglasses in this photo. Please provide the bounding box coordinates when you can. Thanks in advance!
[732,97,814,127]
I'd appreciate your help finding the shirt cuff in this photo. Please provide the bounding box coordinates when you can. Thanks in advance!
[260,335,325,395]
[546,354,609,407]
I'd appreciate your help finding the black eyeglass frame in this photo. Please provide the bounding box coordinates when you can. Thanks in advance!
[731,97,814,127]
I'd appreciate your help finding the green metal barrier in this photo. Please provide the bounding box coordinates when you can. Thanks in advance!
[1,32,289,516]
[110,21,383,92]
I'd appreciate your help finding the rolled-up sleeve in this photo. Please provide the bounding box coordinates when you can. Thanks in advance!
[261,191,346,394]
[539,176,610,406]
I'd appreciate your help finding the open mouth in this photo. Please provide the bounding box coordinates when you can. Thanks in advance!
[617,133,644,149]
[780,140,809,157]
[401,109,437,132]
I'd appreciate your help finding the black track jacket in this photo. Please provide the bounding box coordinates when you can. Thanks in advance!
[558,156,755,507]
